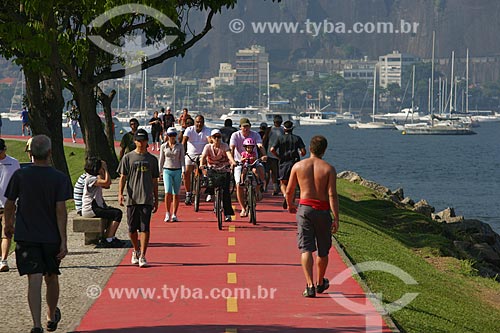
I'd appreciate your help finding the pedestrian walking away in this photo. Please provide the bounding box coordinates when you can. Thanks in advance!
[159,127,185,222]
[0,139,21,272]
[266,115,284,196]
[3,134,72,332]
[118,129,160,268]
[149,111,163,151]
[270,120,306,209]
[220,118,238,145]
[21,106,30,136]
[285,135,339,298]
[66,105,80,143]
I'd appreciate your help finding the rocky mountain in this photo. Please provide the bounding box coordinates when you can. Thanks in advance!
[161,0,500,81]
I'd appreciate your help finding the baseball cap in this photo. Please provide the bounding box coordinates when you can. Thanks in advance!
[283,120,294,130]
[240,118,251,127]
[0,139,6,151]
[260,122,268,129]
[134,128,149,141]
[167,106,171,111]
[166,127,177,136]
[211,129,221,136]
[25,138,33,152]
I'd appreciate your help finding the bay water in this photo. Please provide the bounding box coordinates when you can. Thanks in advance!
[2,117,499,233]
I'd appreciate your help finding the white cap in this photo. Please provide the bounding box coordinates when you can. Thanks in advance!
[167,106,171,111]
[211,129,221,136]
[166,127,177,135]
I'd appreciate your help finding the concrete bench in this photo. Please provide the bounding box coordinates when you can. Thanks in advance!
[72,216,111,245]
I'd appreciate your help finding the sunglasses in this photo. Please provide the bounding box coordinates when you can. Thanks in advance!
[167,133,178,137]
[213,135,222,139]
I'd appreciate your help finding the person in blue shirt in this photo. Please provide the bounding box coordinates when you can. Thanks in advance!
[21,107,30,136]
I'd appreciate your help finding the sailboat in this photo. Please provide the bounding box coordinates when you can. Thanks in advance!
[3,71,25,121]
[349,68,395,129]
[402,49,475,135]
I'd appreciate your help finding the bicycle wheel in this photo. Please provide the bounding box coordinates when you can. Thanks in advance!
[194,173,200,212]
[248,186,257,225]
[215,188,223,230]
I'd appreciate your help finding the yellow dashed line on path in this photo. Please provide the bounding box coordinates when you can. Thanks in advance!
[227,272,237,284]
[226,297,238,313]
[225,328,237,333]
[228,253,237,263]
[228,225,236,232]
[228,237,236,246]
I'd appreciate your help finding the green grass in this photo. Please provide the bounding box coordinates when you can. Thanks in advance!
[3,139,86,185]
[336,179,500,333]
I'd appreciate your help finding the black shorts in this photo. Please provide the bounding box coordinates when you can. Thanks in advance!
[15,241,61,276]
[127,205,153,233]
[92,200,122,222]
[267,158,279,178]
[296,205,333,257]
[278,160,295,181]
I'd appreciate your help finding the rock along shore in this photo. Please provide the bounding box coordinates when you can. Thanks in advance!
[338,170,500,279]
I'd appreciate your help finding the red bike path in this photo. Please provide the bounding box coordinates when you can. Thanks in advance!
[75,197,392,332]
[3,135,392,332]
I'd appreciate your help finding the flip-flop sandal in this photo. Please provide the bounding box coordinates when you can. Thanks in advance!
[240,210,248,217]
[47,307,61,332]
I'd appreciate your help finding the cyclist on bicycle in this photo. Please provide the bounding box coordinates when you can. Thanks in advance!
[200,129,237,222]
[229,118,267,218]
[182,115,211,205]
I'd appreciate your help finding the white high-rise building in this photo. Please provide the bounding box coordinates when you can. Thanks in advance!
[235,45,269,105]
[378,51,419,88]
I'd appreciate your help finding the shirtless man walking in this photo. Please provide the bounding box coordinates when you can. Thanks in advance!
[285,135,339,298]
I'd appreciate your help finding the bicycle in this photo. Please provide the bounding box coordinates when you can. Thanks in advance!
[238,159,262,225]
[205,166,231,230]
[186,154,204,212]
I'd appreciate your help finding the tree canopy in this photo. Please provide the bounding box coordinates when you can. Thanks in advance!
[0,0,280,175]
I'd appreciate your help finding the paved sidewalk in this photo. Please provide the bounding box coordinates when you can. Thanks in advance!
[0,181,131,333]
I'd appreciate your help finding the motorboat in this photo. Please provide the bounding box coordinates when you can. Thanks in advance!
[372,107,421,122]
[299,110,339,125]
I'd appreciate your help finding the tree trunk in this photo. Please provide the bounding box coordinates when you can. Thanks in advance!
[24,69,69,176]
[75,83,119,178]
[96,87,117,153]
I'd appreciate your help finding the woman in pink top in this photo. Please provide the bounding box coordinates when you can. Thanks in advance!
[200,129,236,221]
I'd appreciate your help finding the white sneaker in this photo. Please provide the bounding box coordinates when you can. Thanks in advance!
[131,251,140,265]
[164,212,170,222]
[206,194,213,202]
[171,214,178,222]
[0,260,9,272]
[139,257,148,268]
